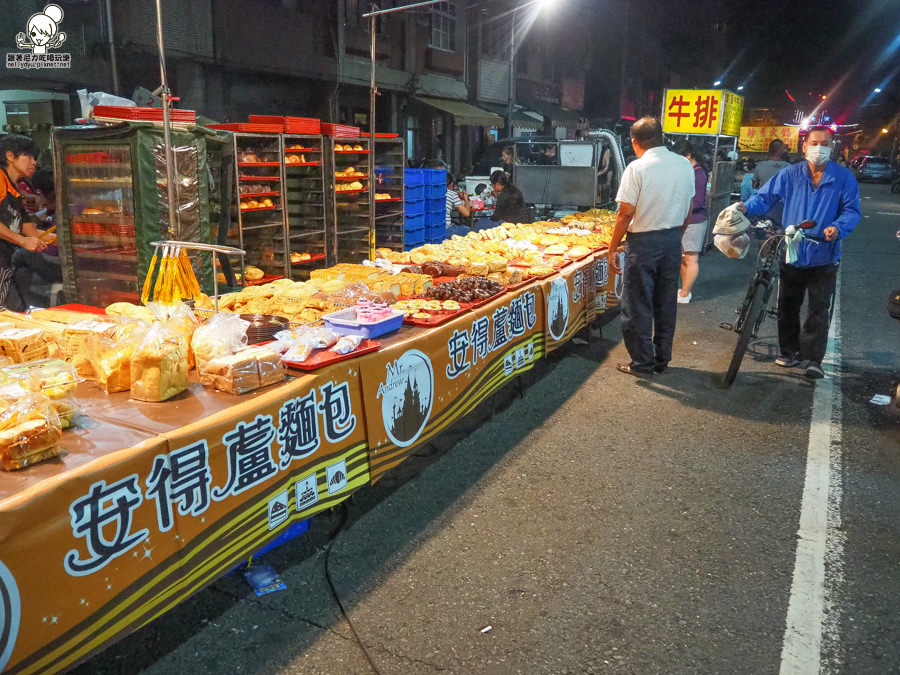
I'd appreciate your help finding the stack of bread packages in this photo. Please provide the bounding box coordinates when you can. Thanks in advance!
[0,370,64,470]
[192,313,284,395]
[0,359,82,432]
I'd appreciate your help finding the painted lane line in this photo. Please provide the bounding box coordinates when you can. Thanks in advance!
[779,271,843,675]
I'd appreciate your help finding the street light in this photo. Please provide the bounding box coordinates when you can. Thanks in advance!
[874,87,883,93]
[883,128,890,134]
[737,85,744,91]
[713,80,722,86]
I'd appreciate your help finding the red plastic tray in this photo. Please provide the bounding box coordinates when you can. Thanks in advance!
[402,308,468,327]
[284,148,320,153]
[291,253,327,266]
[285,161,322,167]
[505,277,534,292]
[359,132,399,138]
[46,303,106,315]
[335,149,370,154]
[281,339,380,372]
[209,123,282,133]
[244,274,284,287]
[374,197,402,203]
[334,188,368,195]
[335,174,369,180]
[239,205,279,212]
[239,175,280,181]
[238,191,280,198]
[460,291,506,310]
[322,123,360,137]
[238,162,281,167]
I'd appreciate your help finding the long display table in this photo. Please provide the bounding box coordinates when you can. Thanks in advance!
[0,252,621,675]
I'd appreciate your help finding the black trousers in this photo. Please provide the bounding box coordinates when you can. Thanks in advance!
[777,261,838,365]
[620,227,682,370]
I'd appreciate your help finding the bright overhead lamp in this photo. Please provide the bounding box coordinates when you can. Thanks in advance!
[874,87,882,93]
[713,80,722,86]
[883,128,890,133]
[737,85,744,91]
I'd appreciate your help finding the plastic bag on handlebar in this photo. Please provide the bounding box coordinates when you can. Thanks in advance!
[714,233,750,259]
[714,203,751,235]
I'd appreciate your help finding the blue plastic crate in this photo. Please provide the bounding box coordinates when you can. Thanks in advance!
[252,519,311,558]
[422,168,447,187]
[426,197,444,213]
[426,184,445,199]
[404,185,425,201]
[426,223,446,240]
[405,228,425,247]
[404,169,426,186]
[404,200,425,217]
[425,210,445,226]
[404,213,425,230]
[374,166,394,185]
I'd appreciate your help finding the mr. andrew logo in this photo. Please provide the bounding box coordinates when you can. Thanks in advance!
[7,4,70,69]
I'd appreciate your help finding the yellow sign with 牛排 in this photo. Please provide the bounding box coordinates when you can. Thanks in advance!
[738,126,800,153]
[662,89,744,136]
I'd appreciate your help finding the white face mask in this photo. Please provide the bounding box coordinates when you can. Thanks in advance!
[805,145,832,165]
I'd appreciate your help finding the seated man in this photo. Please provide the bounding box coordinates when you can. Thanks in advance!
[14,167,61,308]
[445,173,472,237]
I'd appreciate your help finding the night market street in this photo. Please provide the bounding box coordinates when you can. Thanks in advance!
[73,183,900,674]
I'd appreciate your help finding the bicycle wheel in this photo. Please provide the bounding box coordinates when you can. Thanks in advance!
[723,281,768,386]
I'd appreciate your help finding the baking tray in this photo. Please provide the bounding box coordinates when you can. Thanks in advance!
[280,339,380,372]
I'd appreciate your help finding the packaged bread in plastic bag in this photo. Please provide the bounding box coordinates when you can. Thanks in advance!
[0,390,62,470]
[88,320,151,394]
[191,312,249,372]
[146,301,199,369]
[0,359,82,429]
[130,320,189,402]
[200,345,283,395]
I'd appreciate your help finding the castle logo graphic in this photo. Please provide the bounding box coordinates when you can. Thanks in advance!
[378,349,434,448]
[547,277,570,340]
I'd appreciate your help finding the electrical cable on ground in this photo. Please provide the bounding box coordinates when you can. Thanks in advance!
[324,502,386,675]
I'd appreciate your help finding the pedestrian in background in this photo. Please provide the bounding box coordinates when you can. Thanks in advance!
[674,140,708,304]
[608,117,696,376]
[739,126,860,379]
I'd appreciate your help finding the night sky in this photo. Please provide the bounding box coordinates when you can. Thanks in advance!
[723,0,900,124]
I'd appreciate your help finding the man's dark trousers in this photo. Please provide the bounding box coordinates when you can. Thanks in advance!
[620,227,682,371]
[777,260,838,365]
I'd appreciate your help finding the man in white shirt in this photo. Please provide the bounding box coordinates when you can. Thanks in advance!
[608,117,696,376]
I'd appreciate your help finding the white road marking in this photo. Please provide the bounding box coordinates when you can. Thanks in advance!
[874,212,900,216]
[779,271,844,675]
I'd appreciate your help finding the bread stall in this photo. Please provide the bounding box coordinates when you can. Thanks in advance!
[0,208,621,674]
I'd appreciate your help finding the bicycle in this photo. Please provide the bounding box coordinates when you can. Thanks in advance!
[721,219,821,386]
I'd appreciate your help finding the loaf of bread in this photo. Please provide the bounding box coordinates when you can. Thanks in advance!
[200,346,283,394]
[0,418,62,470]
[0,327,48,363]
[130,324,189,402]
[64,320,118,379]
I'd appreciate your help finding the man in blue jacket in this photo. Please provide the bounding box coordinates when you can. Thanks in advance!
[738,126,861,379]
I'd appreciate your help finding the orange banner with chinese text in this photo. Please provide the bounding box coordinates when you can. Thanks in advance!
[738,126,800,153]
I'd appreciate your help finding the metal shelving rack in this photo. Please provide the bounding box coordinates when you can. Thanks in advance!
[282,134,327,279]
[325,136,373,265]
[228,132,289,283]
[372,136,406,252]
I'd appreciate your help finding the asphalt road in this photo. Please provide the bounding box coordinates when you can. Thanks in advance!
[73,183,900,675]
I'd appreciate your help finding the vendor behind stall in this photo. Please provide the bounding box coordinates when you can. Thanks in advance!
[473,170,532,229]
[0,134,49,308]
[14,166,62,307]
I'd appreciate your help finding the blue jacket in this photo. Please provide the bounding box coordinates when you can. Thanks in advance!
[744,160,861,267]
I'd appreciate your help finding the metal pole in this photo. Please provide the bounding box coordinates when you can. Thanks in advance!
[103,0,119,95]
[154,0,178,238]
[507,9,516,134]
[362,0,442,17]
[369,11,377,260]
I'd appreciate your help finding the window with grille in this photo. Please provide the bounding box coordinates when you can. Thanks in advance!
[429,2,456,51]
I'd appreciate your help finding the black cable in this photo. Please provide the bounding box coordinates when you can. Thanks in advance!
[324,502,386,675]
